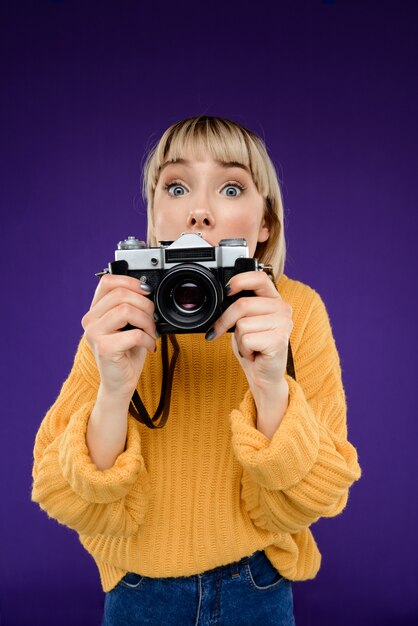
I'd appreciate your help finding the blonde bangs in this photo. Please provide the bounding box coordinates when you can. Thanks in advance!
[144,118,272,197]
[142,116,286,279]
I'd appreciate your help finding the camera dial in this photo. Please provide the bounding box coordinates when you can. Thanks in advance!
[117,237,147,250]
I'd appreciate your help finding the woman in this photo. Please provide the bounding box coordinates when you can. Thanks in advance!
[32,115,361,625]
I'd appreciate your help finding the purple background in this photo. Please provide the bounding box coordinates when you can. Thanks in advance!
[1,1,417,624]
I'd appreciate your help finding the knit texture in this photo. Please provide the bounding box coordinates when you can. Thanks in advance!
[32,274,361,592]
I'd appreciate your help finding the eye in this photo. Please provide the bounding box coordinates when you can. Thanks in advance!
[163,181,188,197]
[221,183,245,197]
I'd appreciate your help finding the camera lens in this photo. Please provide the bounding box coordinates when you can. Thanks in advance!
[173,281,205,313]
[155,264,222,330]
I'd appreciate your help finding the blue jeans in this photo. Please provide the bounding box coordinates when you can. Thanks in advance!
[102,550,295,625]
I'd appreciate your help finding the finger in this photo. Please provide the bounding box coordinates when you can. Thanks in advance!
[96,328,157,357]
[234,313,293,341]
[88,303,157,338]
[212,297,292,339]
[234,317,293,358]
[226,271,282,300]
[84,286,155,328]
[235,328,291,362]
[90,274,151,308]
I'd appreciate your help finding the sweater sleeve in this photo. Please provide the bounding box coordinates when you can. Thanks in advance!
[31,335,150,537]
[229,289,361,535]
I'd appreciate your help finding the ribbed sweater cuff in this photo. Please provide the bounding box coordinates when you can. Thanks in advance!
[58,402,145,504]
[230,375,320,491]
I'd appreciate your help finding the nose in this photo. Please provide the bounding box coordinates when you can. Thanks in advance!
[186,207,215,230]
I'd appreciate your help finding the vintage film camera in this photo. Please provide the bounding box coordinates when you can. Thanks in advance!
[101,233,270,334]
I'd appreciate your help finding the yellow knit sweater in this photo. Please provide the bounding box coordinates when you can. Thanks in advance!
[32,274,361,592]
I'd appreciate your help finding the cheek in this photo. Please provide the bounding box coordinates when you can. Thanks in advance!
[153,207,184,239]
[226,214,262,237]
[152,205,165,237]
[153,199,166,225]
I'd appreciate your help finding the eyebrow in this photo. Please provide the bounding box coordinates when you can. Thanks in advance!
[159,158,251,174]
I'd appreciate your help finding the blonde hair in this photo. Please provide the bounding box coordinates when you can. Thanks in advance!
[141,116,286,279]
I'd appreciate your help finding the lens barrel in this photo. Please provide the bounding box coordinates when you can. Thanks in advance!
[155,264,222,330]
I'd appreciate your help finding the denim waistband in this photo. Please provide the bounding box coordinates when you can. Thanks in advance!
[196,550,263,580]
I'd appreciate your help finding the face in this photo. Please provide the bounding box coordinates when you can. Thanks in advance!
[152,150,270,256]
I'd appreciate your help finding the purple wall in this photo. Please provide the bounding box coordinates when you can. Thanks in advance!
[1,1,417,624]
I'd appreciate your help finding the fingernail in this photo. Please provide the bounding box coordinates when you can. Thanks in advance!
[225,284,232,295]
[140,282,152,293]
[205,327,216,341]
[155,329,161,339]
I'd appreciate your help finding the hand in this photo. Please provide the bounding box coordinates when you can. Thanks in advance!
[81,274,158,401]
[206,271,293,437]
[207,271,293,386]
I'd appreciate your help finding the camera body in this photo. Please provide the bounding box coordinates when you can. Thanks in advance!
[105,233,263,334]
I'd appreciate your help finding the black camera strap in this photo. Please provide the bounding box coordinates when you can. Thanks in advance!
[129,334,180,429]
[128,334,296,429]
[286,342,296,381]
